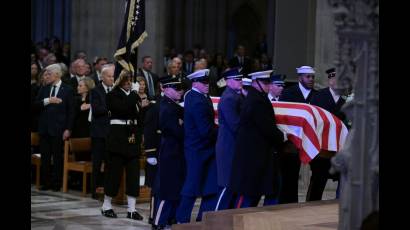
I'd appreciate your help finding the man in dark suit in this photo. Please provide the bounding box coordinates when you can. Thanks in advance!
[214,68,244,211]
[183,50,195,75]
[89,64,114,199]
[69,58,89,95]
[176,69,218,223]
[35,64,74,191]
[278,66,318,204]
[307,67,346,201]
[228,45,252,75]
[229,70,284,208]
[91,57,108,85]
[153,76,186,230]
[137,56,159,100]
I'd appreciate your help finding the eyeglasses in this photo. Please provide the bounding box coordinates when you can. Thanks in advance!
[304,75,315,79]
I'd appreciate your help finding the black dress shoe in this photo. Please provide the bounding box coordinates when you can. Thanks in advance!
[127,211,143,220]
[148,217,154,225]
[151,225,165,230]
[101,209,117,218]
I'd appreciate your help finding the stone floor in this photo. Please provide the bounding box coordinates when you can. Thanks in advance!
[31,178,338,230]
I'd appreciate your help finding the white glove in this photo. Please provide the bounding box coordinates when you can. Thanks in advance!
[146,157,157,166]
[131,82,140,92]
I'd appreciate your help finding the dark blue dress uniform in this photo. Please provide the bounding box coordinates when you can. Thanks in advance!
[229,70,284,208]
[142,96,161,224]
[176,69,219,223]
[153,86,186,227]
[307,68,346,201]
[215,68,244,210]
[278,66,318,204]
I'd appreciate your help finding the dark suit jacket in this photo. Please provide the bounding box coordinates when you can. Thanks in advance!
[310,87,346,122]
[137,68,160,100]
[71,95,91,138]
[90,84,110,138]
[91,73,101,86]
[36,82,74,137]
[156,95,186,200]
[228,56,252,75]
[279,84,318,104]
[182,89,218,196]
[183,62,195,75]
[229,87,284,196]
[68,77,79,95]
[215,87,244,187]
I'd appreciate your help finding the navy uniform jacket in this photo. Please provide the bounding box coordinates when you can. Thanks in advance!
[310,87,346,122]
[229,87,284,196]
[143,97,161,187]
[155,96,186,200]
[279,84,317,103]
[90,84,110,138]
[215,87,244,187]
[182,89,218,196]
[105,87,142,158]
[36,82,74,137]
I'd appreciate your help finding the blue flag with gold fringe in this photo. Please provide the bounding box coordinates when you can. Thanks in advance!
[114,0,148,79]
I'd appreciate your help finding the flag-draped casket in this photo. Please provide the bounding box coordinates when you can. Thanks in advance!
[210,97,349,164]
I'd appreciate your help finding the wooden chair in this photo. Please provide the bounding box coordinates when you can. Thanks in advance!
[31,132,41,189]
[62,137,92,196]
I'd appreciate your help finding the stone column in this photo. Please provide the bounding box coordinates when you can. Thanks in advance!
[314,0,337,88]
[71,0,123,62]
[273,0,316,82]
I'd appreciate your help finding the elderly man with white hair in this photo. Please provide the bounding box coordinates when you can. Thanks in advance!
[35,63,74,191]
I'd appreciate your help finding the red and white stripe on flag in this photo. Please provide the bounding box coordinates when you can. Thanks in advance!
[210,97,348,164]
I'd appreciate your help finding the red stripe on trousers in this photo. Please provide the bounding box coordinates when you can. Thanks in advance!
[236,195,244,208]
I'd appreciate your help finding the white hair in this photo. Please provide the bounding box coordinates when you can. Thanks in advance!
[45,63,63,78]
[101,63,115,77]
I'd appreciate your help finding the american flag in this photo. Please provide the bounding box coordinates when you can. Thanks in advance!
[210,97,349,164]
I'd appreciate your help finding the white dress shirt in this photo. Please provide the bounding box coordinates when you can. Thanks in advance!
[329,87,340,103]
[298,82,312,100]
[43,80,62,106]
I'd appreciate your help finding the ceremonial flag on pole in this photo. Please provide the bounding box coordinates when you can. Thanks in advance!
[113,0,148,79]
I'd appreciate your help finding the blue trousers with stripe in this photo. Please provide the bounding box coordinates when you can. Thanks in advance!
[234,195,279,208]
[214,187,235,211]
[154,199,179,226]
[176,194,218,223]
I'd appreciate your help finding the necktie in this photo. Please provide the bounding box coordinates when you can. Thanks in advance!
[51,85,57,97]
[147,72,154,97]
[107,87,111,93]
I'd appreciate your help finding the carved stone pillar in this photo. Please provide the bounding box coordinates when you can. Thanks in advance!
[328,0,379,229]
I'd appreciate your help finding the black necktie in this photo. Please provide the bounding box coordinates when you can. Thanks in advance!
[51,85,57,97]
[107,87,110,93]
